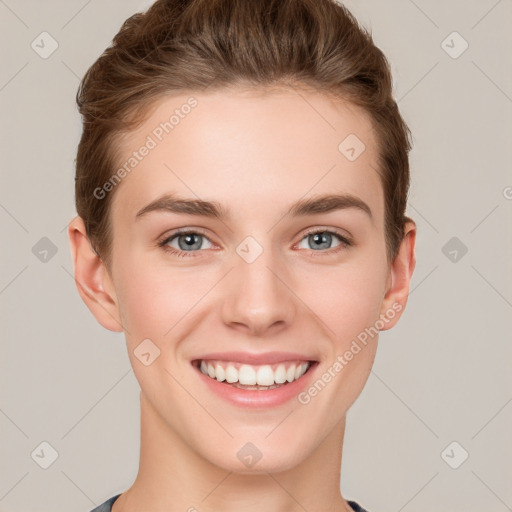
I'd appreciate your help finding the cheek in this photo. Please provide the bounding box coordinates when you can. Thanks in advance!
[296,257,387,343]
[296,263,386,412]
[114,265,205,395]
[113,259,202,343]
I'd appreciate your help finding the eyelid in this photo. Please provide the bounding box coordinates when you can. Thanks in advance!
[158,226,212,243]
[298,226,353,246]
[157,226,353,257]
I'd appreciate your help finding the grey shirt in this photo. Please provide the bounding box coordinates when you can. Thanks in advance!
[90,494,370,511]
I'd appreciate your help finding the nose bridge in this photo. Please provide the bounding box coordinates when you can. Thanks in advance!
[221,236,295,335]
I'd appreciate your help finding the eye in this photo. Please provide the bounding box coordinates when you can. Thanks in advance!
[158,230,213,257]
[296,229,352,253]
[158,227,352,258]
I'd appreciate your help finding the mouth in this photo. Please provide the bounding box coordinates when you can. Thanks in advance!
[191,358,318,392]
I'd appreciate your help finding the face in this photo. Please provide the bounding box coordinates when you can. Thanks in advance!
[75,87,413,473]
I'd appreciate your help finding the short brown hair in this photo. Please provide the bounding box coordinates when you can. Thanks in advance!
[75,0,413,269]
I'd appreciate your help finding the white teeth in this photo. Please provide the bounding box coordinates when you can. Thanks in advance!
[197,360,312,387]
[225,365,238,383]
[214,364,226,382]
[274,364,287,384]
[256,365,274,386]
[239,365,257,385]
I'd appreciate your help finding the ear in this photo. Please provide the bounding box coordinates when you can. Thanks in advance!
[379,220,416,330]
[67,216,124,332]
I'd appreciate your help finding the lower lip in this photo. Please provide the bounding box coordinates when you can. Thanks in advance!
[192,362,318,409]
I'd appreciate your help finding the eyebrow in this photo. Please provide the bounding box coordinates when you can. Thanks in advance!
[135,192,372,221]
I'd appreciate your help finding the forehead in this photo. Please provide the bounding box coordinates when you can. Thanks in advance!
[111,87,384,225]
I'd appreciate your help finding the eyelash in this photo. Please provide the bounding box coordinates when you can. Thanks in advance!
[157,227,352,259]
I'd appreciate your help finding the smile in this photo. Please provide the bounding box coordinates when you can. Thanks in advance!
[196,359,313,389]
[191,358,318,407]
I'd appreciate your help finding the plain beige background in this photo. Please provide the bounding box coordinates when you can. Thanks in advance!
[1,1,511,511]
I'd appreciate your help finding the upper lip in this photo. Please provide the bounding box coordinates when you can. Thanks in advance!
[192,351,317,366]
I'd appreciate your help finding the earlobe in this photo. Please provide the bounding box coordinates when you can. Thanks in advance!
[67,216,124,333]
[379,220,417,331]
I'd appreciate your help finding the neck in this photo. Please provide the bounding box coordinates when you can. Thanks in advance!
[113,392,354,512]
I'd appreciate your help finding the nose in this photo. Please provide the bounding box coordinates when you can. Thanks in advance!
[221,245,297,337]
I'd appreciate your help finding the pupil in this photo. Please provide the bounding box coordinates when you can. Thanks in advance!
[179,234,201,250]
[311,232,330,249]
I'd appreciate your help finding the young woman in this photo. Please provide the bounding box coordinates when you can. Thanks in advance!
[68,0,416,510]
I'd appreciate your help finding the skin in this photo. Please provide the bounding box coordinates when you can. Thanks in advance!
[68,87,416,512]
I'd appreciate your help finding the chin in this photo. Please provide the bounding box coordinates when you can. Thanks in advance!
[202,437,309,475]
